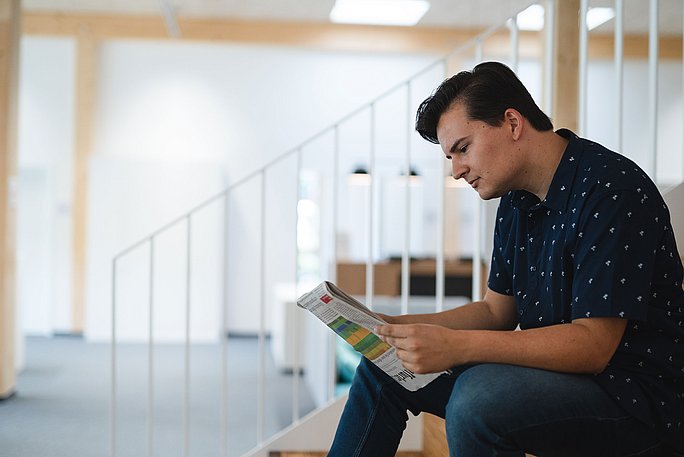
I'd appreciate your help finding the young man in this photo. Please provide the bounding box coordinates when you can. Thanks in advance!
[327,62,684,457]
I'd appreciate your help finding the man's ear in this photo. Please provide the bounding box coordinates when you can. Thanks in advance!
[504,108,524,140]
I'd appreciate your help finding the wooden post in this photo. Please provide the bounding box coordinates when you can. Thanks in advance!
[549,0,580,131]
[72,25,97,334]
[0,0,20,399]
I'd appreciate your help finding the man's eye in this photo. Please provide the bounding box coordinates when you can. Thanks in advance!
[446,155,452,160]
[459,145,468,153]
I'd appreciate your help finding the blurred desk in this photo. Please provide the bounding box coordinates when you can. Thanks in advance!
[336,259,486,298]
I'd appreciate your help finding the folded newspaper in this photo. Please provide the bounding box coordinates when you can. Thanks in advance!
[297,281,446,391]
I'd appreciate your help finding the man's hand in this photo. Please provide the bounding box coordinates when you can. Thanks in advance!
[375,316,628,375]
[374,323,458,374]
[374,312,399,324]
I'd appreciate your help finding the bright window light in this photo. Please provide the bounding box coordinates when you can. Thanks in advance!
[516,4,545,31]
[517,4,615,32]
[330,0,430,26]
[587,7,615,31]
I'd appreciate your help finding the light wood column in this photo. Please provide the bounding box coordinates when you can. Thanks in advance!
[549,0,580,131]
[72,26,97,333]
[0,0,20,399]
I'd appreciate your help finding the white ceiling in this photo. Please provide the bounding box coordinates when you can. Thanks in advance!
[21,0,684,35]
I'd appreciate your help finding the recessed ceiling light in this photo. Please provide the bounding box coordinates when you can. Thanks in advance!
[587,7,615,31]
[516,4,616,32]
[516,4,545,31]
[330,0,431,27]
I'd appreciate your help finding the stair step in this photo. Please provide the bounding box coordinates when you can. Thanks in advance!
[272,453,423,457]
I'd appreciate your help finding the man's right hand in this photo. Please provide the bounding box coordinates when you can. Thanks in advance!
[374,312,399,324]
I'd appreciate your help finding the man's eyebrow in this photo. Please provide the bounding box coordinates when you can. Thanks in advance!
[449,136,468,154]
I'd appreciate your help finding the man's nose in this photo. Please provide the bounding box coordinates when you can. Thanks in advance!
[452,161,468,180]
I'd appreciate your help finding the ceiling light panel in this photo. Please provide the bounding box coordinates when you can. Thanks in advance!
[330,0,431,26]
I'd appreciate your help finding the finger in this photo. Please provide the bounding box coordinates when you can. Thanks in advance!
[374,324,407,338]
[386,336,416,352]
[381,335,401,347]
[395,352,420,373]
[374,312,392,323]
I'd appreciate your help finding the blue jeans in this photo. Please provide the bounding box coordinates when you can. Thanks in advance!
[328,358,665,457]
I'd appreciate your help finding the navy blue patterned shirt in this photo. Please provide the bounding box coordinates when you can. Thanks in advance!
[488,129,684,451]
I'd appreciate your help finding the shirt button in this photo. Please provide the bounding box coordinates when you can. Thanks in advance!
[530,266,537,272]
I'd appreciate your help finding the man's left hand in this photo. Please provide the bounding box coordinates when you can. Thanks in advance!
[374,323,459,374]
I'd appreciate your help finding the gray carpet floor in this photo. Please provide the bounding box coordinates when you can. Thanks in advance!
[0,336,316,457]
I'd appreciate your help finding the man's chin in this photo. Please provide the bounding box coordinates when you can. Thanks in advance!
[475,188,504,201]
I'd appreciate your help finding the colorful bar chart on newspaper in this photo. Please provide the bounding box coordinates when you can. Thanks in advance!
[328,316,391,360]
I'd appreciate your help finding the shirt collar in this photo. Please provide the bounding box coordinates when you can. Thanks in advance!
[511,128,582,213]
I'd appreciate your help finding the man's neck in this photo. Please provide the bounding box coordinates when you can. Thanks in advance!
[523,130,569,201]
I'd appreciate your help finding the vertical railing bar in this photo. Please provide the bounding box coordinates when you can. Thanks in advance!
[544,0,555,115]
[220,192,230,457]
[329,126,340,400]
[292,148,302,424]
[183,216,192,457]
[148,237,155,457]
[257,171,267,444]
[366,104,376,310]
[331,128,340,286]
[472,42,484,303]
[436,60,448,313]
[579,0,589,137]
[648,0,659,182]
[401,82,411,316]
[509,18,520,73]
[615,0,624,152]
[435,185,445,310]
[435,60,452,312]
[111,258,117,457]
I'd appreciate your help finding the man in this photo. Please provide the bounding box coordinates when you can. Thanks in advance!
[327,62,684,457]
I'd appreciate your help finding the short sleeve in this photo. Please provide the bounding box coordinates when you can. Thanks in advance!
[570,189,661,321]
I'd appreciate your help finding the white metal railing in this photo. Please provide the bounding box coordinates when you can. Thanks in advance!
[648,0,659,180]
[577,0,678,183]
[109,1,684,456]
[107,3,533,456]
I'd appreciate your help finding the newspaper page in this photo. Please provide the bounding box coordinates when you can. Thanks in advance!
[297,281,446,391]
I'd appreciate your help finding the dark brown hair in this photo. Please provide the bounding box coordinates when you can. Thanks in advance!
[415,61,553,144]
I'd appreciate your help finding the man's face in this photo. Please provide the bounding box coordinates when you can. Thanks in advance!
[436,103,520,200]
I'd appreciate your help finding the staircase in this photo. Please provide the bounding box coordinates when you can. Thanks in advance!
[270,412,539,456]
[269,413,445,457]
[272,453,422,457]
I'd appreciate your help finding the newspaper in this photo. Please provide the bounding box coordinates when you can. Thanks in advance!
[297,281,446,391]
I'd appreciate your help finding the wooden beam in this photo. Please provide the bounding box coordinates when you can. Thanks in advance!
[22,12,480,54]
[71,28,98,334]
[478,31,683,61]
[588,34,683,60]
[22,12,682,60]
[550,0,580,132]
[0,0,20,399]
[22,12,168,39]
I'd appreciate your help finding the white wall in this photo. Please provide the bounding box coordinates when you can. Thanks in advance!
[17,37,75,336]
[83,39,439,340]
[86,157,225,341]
